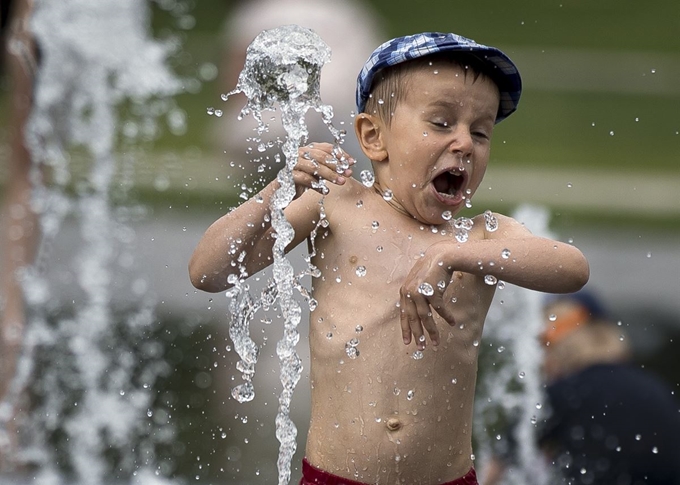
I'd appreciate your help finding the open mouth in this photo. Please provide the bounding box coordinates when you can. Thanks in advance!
[432,170,465,199]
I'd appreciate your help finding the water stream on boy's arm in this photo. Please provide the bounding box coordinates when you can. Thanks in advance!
[220,25,344,485]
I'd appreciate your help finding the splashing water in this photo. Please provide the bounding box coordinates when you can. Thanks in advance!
[474,204,554,485]
[221,25,342,485]
[452,216,474,243]
[0,1,183,484]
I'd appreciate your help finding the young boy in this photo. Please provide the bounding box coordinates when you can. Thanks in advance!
[189,32,589,485]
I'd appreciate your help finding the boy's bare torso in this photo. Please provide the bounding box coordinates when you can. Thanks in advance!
[302,178,495,484]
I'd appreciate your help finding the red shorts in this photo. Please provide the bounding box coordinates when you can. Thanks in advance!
[300,458,478,485]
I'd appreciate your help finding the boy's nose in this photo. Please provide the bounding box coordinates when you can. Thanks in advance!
[447,127,473,158]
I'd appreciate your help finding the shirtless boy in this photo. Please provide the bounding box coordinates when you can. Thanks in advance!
[189,32,589,485]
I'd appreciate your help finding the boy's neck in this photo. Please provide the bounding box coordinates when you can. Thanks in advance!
[372,181,415,220]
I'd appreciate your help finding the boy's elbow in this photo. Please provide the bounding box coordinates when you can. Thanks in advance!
[568,252,590,293]
[188,259,224,293]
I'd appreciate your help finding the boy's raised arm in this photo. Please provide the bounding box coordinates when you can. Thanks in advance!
[189,180,286,292]
[399,213,589,348]
[189,143,354,293]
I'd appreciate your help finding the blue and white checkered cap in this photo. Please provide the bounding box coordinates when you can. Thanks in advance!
[356,32,522,123]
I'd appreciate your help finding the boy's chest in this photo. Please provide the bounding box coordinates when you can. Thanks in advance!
[311,209,489,310]
[316,203,479,281]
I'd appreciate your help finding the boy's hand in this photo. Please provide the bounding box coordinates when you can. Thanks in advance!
[293,142,354,199]
[399,243,459,350]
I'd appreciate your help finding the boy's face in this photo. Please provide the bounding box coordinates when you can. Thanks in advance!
[378,62,500,225]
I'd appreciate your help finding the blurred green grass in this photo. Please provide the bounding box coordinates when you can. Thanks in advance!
[147,0,680,172]
[1,0,678,225]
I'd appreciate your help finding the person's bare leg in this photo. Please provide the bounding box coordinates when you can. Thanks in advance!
[0,0,37,471]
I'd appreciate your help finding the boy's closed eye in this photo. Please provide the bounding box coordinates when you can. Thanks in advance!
[429,119,450,129]
[472,130,491,140]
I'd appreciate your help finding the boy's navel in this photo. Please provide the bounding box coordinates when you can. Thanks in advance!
[386,417,402,431]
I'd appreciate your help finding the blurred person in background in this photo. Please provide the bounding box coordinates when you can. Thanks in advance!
[213,0,385,190]
[483,289,680,485]
[0,0,38,471]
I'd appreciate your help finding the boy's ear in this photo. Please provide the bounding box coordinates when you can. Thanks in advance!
[354,113,388,162]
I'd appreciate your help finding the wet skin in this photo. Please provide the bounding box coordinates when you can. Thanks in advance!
[189,62,589,484]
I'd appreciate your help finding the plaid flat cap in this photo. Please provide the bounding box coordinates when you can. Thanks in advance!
[356,32,522,123]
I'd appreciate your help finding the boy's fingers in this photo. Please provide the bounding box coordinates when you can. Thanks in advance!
[430,294,457,327]
[399,299,412,345]
[418,298,439,348]
[400,290,422,346]
[296,153,348,185]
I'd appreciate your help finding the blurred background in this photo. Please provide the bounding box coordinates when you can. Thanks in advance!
[0,0,678,483]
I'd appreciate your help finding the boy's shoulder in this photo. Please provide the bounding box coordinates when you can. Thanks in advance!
[323,176,378,215]
[468,211,531,240]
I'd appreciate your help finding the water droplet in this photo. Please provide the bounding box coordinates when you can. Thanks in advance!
[412,351,424,360]
[518,372,526,379]
[382,189,393,201]
[437,280,446,291]
[345,346,359,359]
[484,210,498,232]
[214,109,223,117]
[326,332,333,339]
[355,266,367,277]
[371,221,379,230]
[206,106,215,115]
[441,210,452,221]
[536,402,543,409]
[376,245,383,252]
[356,199,363,208]
[472,340,479,347]
[231,382,255,403]
[501,248,511,259]
[355,325,363,332]
[484,275,497,285]
[418,283,434,296]
[497,281,506,290]
[652,446,659,454]
[451,378,458,384]
[360,170,375,187]
[549,314,557,322]
[497,346,505,353]
[406,390,415,400]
